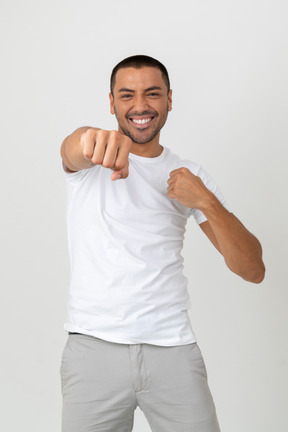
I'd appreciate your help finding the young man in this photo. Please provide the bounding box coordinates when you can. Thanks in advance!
[60,55,265,432]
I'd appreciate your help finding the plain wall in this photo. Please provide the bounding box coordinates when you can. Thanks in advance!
[0,1,287,431]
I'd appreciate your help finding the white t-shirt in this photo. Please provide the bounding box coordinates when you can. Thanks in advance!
[63,146,228,346]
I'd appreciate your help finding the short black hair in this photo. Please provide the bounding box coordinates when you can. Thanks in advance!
[110,55,170,95]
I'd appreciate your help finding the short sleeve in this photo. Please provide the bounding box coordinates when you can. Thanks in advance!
[62,162,92,186]
[191,166,230,225]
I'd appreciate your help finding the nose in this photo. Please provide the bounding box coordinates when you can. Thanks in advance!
[133,94,149,113]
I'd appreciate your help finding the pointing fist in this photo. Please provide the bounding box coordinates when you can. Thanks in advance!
[81,128,132,181]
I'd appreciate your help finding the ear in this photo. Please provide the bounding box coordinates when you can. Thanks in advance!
[168,89,173,111]
[109,92,115,115]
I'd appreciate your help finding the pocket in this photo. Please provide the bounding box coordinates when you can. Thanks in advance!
[189,343,208,379]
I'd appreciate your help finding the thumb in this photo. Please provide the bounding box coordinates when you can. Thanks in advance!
[111,160,129,181]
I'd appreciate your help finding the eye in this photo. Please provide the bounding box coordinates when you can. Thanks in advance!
[148,93,159,97]
[121,94,132,99]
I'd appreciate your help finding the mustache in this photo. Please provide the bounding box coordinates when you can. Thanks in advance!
[127,110,158,118]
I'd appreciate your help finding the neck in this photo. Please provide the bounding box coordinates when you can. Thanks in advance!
[129,132,163,158]
[130,143,163,158]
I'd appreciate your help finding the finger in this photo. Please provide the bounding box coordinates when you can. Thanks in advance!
[102,131,122,169]
[169,167,194,180]
[91,130,109,165]
[111,160,129,181]
[167,185,175,195]
[167,176,175,185]
[169,168,181,177]
[167,181,172,191]
[120,159,130,179]
[167,187,175,199]
[167,171,181,184]
[111,171,122,181]
[113,137,131,172]
[81,131,96,160]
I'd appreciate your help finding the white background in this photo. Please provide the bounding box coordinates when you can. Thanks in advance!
[0,1,287,431]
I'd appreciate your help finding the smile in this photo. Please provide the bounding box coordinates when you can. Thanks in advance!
[132,117,153,125]
[128,116,155,128]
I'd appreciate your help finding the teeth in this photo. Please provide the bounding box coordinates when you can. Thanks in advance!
[132,118,152,125]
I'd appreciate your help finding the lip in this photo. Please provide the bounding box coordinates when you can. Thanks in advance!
[128,116,155,129]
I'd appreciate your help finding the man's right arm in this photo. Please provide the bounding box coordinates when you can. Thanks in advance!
[60,127,132,180]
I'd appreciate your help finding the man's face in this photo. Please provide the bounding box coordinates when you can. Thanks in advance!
[109,67,172,144]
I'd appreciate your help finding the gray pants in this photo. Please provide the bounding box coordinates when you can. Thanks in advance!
[60,333,220,432]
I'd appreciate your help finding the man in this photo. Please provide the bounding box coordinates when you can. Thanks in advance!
[60,55,265,432]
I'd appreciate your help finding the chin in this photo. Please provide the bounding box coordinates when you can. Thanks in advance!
[130,130,159,145]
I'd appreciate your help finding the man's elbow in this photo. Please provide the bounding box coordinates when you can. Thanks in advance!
[246,262,266,284]
[227,259,266,284]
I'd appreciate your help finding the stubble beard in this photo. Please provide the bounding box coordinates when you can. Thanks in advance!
[114,106,169,144]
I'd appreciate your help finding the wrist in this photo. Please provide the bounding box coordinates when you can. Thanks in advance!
[198,191,222,216]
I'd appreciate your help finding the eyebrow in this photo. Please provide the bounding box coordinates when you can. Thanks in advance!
[118,86,162,93]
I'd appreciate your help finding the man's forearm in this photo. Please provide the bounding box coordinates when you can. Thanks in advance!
[167,167,265,283]
[201,197,265,283]
[60,126,97,172]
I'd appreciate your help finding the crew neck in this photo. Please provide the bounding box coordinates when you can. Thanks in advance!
[129,146,168,164]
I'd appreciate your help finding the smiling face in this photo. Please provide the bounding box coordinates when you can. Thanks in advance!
[109,66,172,145]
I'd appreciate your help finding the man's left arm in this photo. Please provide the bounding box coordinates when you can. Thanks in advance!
[167,167,265,284]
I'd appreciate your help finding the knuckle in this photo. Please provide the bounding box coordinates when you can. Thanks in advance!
[83,150,92,159]
[86,128,95,139]
[114,162,124,171]
[102,161,113,168]
[96,129,106,139]
[91,156,101,164]
[110,130,119,141]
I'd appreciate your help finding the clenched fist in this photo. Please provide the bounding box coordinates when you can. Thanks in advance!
[167,167,214,210]
[80,128,132,181]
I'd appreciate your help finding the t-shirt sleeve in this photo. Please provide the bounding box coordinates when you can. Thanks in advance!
[62,162,92,186]
[190,166,230,225]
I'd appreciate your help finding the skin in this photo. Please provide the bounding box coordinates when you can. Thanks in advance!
[60,65,265,283]
[109,67,172,154]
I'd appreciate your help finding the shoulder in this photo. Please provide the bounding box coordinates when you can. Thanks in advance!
[164,147,201,175]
